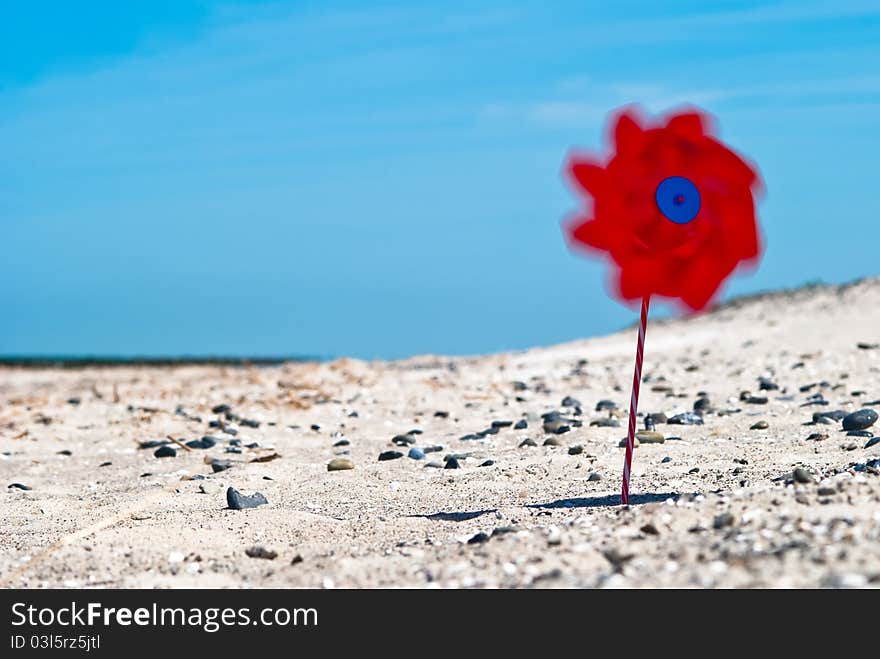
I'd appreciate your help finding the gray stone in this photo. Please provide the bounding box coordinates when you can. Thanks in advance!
[226,487,268,510]
[842,409,878,431]
[154,445,177,458]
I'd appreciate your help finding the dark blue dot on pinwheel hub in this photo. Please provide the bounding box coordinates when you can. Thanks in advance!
[656,176,700,224]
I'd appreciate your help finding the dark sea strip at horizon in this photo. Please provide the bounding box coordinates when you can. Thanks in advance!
[0,355,325,368]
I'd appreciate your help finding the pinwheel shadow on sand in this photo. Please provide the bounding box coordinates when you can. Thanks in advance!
[409,492,691,521]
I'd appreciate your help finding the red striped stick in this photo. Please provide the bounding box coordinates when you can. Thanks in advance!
[621,295,650,505]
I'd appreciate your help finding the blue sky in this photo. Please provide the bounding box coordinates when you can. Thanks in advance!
[2,1,879,359]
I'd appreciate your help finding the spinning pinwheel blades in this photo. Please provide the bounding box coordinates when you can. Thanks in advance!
[563,106,765,503]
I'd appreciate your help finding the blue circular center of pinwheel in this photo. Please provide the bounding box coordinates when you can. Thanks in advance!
[655,176,701,224]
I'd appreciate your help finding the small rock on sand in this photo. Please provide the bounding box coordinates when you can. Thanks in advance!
[636,430,665,444]
[842,409,878,431]
[245,546,277,559]
[226,487,268,510]
[154,445,176,458]
[327,458,355,471]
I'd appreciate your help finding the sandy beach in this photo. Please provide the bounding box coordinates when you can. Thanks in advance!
[2,279,880,589]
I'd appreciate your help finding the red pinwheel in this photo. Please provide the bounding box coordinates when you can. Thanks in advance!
[565,105,763,311]
[561,105,764,504]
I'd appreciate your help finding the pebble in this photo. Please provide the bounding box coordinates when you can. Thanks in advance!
[742,394,768,405]
[618,437,640,448]
[667,412,703,425]
[590,418,620,427]
[806,432,828,441]
[212,404,231,414]
[210,459,233,473]
[186,436,217,449]
[434,410,449,418]
[226,487,268,510]
[407,448,425,460]
[713,512,735,529]
[444,458,461,469]
[8,483,31,491]
[595,399,617,412]
[635,430,664,444]
[792,467,813,483]
[561,396,582,408]
[842,409,878,431]
[519,438,538,447]
[138,440,168,449]
[327,458,355,471]
[491,420,513,428]
[492,526,517,537]
[199,480,223,495]
[479,460,494,467]
[391,434,415,446]
[759,377,779,391]
[750,420,769,430]
[847,430,873,437]
[640,523,659,535]
[423,445,444,453]
[333,439,350,447]
[468,532,490,544]
[568,444,583,455]
[543,437,563,447]
[661,456,672,463]
[245,546,277,559]
[154,445,177,458]
[865,436,880,449]
[801,393,829,407]
[645,412,667,425]
[587,472,601,482]
[693,397,712,413]
[240,419,260,428]
[378,450,404,461]
[514,419,528,430]
[542,419,569,434]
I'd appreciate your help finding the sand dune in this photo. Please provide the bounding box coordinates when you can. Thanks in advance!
[2,278,880,588]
